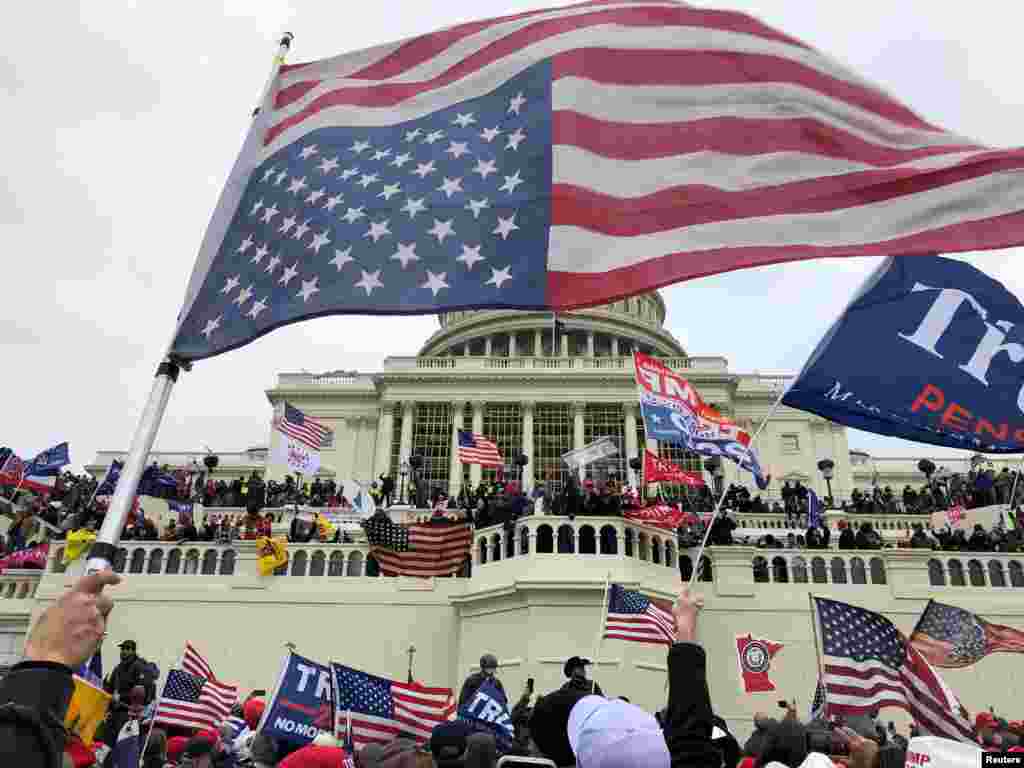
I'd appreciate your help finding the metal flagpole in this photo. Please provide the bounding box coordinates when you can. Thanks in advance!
[689,386,787,586]
[591,571,611,677]
[84,33,294,573]
[807,593,828,719]
[1006,455,1024,517]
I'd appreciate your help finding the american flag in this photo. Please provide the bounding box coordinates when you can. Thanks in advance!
[456,431,503,467]
[604,584,675,646]
[813,597,976,743]
[362,516,472,578]
[809,678,827,722]
[182,643,216,681]
[275,402,332,451]
[910,600,1024,669]
[332,663,454,748]
[153,669,238,732]
[168,2,1024,363]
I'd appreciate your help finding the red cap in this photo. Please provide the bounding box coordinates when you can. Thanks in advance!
[64,738,96,768]
[976,712,998,729]
[167,736,190,761]
[279,745,351,767]
[244,697,267,729]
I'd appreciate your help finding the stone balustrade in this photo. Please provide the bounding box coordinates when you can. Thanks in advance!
[0,570,42,601]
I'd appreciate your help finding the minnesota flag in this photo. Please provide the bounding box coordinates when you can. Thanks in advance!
[256,537,288,576]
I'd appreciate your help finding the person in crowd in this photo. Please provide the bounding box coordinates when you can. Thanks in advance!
[837,521,856,549]
[101,638,155,747]
[143,728,169,768]
[855,521,882,550]
[561,656,604,696]
[457,653,505,711]
[380,474,395,508]
[909,523,933,549]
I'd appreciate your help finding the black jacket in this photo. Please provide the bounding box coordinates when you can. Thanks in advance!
[664,642,721,768]
[0,660,75,768]
[457,672,505,712]
[529,685,590,767]
[560,677,604,696]
[105,655,155,705]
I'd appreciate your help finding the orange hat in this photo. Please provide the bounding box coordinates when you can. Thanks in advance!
[244,697,267,729]
[167,735,190,761]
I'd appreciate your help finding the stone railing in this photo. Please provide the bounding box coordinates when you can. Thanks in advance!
[0,570,42,601]
[275,372,377,387]
[380,356,730,372]
[733,510,933,539]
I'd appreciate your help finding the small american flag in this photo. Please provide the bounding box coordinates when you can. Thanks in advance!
[332,663,453,748]
[813,597,975,743]
[457,431,503,467]
[154,669,238,732]
[809,678,827,722]
[182,643,216,681]
[910,600,1024,669]
[604,584,676,646]
[276,402,332,451]
[363,518,472,578]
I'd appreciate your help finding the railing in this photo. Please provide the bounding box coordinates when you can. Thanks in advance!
[750,550,890,586]
[379,356,731,372]
[275,372,377,387]
[925,554,1024,588]
[0,571,42,601]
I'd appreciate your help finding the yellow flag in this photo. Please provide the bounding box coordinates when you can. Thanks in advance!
[316,514,336,542]
[63,530,97,565]
[65,675,111,746]
[256,536,288,576]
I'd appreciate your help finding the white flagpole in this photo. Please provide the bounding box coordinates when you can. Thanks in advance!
[591,571,611,678]
[85,33,294,573]
[689,386,787,586]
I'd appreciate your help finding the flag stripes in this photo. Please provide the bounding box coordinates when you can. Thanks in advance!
[370,522,473,578]
[154,671,238,732]
[456,431,504,467]
[182,643,215,681]
[604,584,676,646]
[277,403,332,451]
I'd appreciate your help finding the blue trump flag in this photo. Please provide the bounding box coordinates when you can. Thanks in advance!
[807,490,823,529]
[457,677,514,752]
[259,651,334,746]
[783,255,1024,453]
[25,442,69,477]
[96,460,124,496]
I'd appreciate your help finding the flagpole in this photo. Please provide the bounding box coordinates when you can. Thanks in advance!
[84,33,295,574]
[807,593,828,718]
[139,646,185,759]
[591,571,611,685]
[689,386,787,586]
[1006,455,1024,516]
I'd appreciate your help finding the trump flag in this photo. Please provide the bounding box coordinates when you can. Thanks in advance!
[169,4,1024,363]
[783,256,1024,453]
[260,651,335,745]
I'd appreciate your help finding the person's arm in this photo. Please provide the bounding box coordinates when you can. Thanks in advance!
[0,570,119,768]
[663,586,721,768]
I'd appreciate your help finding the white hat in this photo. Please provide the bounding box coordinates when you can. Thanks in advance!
[568,695,670,768]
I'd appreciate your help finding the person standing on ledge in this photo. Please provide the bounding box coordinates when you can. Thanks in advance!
[561,656,603,696]
[457,653,505,710]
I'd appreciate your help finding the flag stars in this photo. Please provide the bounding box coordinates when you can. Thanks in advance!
[446,141,471,159]
[357,173,379,188]
[465,198,490,219]
[412,160,437,178]
[299,144,319,160]
[404,128,423,142]
[201,315,222,339]
[480,127,501,143]
[423,130,445,144]
[236,234,254,254]
[251,243,269,264]
[486,265,513,289]
[390,152,412,168]
[220,275,241,295]
[323,193,344,212]
[421,270,449,297]
[453,112,476,128]
[354,269,384,296]
[342,207,366,224]
[507,92,526,115]
[260,166,277,183]
[273,170,288,186]
[317,156,340,174]
[287,176,309,195]
[457,244,485,270]
[305,188,326,205]
[378,183,402,201]
[297,276,320,303]
[493,214,519,239]
[248,297,268,320]
[506,128,526,151]
[249,198,265,216]
[371,148,392,161]
[472,159,497,179]
[264,254,281,273]
[364,219,391,242]
[233,284,254,306]
[437,177,464,198]
[499,171,524,194]
[278,215,297,234]
[308,230,331,254]
[340,167,360,181]
[427,218,456,244]
[279,262,300,286]
[350,140,372,154]
[390,242,420,269]
[330,247,354,271]
[292,219,312,240]
[401,197,427,219]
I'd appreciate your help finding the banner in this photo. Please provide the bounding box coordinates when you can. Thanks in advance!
[457,677,514,752]
[623,504,692,531]
[256,537,288,576]
[259,652,334,745]
[0,542,49,572]
[783,255,1024,453]
[642,449,704,486]
[169,500,195,527]
[272,433,321,475]
[561,436,619,470]
[65,675,112,746]
[904,737,981,768]
[930,504,1006,533]
[735,634,784,694]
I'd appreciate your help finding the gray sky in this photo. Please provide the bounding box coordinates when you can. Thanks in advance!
[3,1,1023,471]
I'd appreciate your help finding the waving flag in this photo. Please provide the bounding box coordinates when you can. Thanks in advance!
[457,677,514,752]
[272,402,332,474]
[643,449,703,486]
[736,634,784,694]
[910,600,1024,669]
[808,489,823,529]
[784,256,1024,453]
[95,459,124,496]
[25,442,70,477]
[363,517,472,577]
[169,3,1024,363]
[457,431,504,467]
[604,584,675,646]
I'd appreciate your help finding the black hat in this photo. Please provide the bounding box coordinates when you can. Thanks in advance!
[118,640,137,651]
[563,656,592,678]
[479,653,498,671]
[430,720,471,765]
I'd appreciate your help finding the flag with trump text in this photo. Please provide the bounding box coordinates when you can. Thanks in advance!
[331,663,454,749]
[812,597,975,743]
[260,651,335,746]
[604,584,675,646]
[643,449,703,486]
[362,516,472,577]
[169,2,1024,363]
[910,600,1024,669]
[784,256,1024,453]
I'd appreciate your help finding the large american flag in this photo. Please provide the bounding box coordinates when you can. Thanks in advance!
[275,402,332,451]
[332,663,454,748]
[153,670,238,732]
[362,516,472,577]
[456,430,503,467]
[604,583,676,646]
[169,2,1024,363]
[813,597,976,743]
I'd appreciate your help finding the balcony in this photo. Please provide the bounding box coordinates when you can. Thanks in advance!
[380,355,727,373]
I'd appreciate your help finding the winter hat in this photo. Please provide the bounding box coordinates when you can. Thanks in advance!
[244,697,267,729]
[167,736,190,762]
[568,695,670,768]
[279,745,352,767]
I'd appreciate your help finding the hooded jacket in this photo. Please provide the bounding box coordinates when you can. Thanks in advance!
[664,643,721,768]
[0,660,75,768]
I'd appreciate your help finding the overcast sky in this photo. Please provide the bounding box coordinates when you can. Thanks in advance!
[3,1,1023,471]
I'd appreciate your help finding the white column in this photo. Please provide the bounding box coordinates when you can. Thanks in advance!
[347,417,365,482]
[521,401,535,493]
[534,329,542,358]
[399,402,415,469]
[611,337,620,357]
[561,332,569,357]
[375,404,395,477]
[485,336,493,356]
[624,403,639,487]
[449,401,466,498]
[573,401,586,481]
[470,401,485,487]
[508,333,517,358]
[587,331,595,357]
[463,343,469,356]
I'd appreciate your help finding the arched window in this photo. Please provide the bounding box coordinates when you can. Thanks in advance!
[491,534,502,562]
[201,550,218,576]
[519,527,530,555]
[870,557,886,585]
[346,551,363,576]
[968,560,986,587]
[830,558,847,584]
[557,525,574,554]
[366,555,381,577]
[329,551,344,576]
[478,538,488,564]
[113,548,128,574]
[850,557,867,585]
[220,550,236,575]
[129,549,146,574]
[792,557,808,584]
[664,541,676,569]
[811,557,827,584]
[53,549,66,574]
[772,557,788,583]
[679,555,694,581]
[638,533,649,561]
[624,528,634,557]
[753,556,770,583]
[310,551,326,577]
[147,549,164,575]
[698,556,712,582]
[292,550,308,576]
[578,526,596,555]
[184,550,200,575]
[166,549,182,575]
[536,525,553,553]
[928,559,945,586]
[600,525,618,555]
[1010,561,1024,587]
[651,536,662,564]
[989,560,1006,588]
[947,560,966,587]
